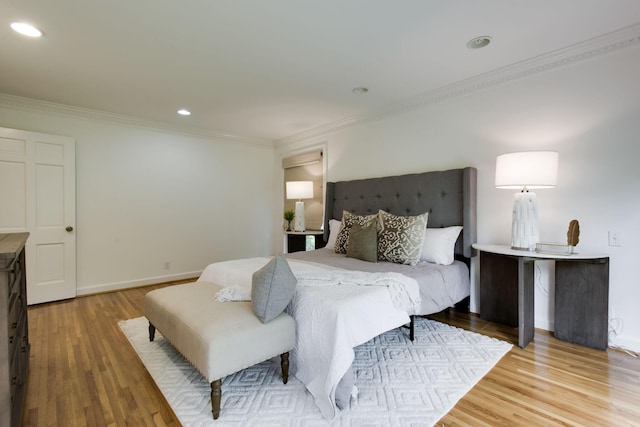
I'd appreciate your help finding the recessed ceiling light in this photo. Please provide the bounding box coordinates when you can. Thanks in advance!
[10,22,43,38]
[467,36,491,49]
[177,109,191,116]
[352,87,369,94]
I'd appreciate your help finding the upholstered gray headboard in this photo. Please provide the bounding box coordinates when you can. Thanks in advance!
[324,167,477,259]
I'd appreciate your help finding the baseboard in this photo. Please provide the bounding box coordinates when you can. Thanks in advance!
[76,271,202,296]
[534,319,554,332]
[609,335,640,354]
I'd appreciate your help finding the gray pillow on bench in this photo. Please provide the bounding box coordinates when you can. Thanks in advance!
[251,255,298,323]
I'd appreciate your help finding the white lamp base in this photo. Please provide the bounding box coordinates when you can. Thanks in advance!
[294,201,306,232]
[511,191,539,251]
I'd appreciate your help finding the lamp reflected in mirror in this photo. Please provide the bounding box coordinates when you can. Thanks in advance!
[286,181,313,232]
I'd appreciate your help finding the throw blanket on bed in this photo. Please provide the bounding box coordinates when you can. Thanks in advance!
[209,257,420,315]
[295,269,421,315]
[197,257,420,419]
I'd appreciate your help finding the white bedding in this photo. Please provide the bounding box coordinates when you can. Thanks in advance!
[287,248,470,315]
[197,257,418,419]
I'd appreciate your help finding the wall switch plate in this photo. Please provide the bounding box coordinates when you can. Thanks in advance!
[608,231,622,247]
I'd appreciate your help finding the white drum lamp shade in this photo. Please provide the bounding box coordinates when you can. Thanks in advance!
[286,181,314,232]
[495,151,558,251]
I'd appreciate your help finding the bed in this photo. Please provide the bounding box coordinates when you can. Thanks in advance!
[198,167,477,419]
[323,166,475,315]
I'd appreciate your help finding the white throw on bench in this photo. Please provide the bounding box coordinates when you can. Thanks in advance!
[144,281,296,420]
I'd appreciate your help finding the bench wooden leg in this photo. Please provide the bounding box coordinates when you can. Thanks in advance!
[148,323,156,342]
[211,379,222,420]
[409,315,415,341]
[401,316,416,341]
[281,352,289,384]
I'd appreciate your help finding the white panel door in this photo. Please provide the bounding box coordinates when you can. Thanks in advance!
[0,127,76,305]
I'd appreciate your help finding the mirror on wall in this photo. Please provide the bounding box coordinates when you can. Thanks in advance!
[282,150,324,231]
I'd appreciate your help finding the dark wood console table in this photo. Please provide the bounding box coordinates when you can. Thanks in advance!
[474,244,609,350]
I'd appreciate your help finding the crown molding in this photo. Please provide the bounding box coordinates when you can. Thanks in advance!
[275,23,640,147]
[0,93,274,147]
[3,23,639,149]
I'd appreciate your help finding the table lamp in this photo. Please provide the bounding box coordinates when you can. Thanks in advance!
[495,151,558,251]
[286,181,313,232]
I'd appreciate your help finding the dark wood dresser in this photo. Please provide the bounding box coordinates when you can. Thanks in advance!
[1,232,30,427]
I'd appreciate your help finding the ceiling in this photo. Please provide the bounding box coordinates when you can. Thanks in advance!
[2,1,640,143]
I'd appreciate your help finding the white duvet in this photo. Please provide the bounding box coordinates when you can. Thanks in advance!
[197,257,420,419]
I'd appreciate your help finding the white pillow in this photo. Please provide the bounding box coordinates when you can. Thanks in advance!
[324,219,342,250]
[420,226,463,265]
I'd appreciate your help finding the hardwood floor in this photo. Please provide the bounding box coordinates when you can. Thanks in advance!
[22,283,640,426]
[429,310,640,426]
[23,282,190,427]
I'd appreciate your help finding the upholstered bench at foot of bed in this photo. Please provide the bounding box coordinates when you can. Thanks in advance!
[143,281,296,420]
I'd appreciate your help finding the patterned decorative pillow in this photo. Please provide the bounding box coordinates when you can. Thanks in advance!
[334,211,377,254]
[377,209,429,265]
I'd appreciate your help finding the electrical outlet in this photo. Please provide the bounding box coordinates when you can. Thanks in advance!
[163,261,171,270]
[608,231,622,247]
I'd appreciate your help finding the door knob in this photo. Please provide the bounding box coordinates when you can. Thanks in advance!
[66,226,74,232]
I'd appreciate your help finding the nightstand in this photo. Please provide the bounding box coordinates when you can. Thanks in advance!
[474,244,609,350]
[284,230,325,253]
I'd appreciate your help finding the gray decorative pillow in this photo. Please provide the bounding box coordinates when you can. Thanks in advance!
[334,211,377,254]
[346,222,378,262]
[377,209,429,265]
[251,255,297,323]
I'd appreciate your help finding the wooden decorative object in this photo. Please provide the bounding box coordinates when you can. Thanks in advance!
[535,219,580,255]
[567,219,580,247]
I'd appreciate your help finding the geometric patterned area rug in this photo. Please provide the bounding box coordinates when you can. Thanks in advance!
[119,316,511,427]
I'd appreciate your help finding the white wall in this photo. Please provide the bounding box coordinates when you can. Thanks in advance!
[282,45,640,352]
[2,44,638,352]
[0,104,276,294]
